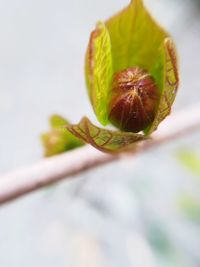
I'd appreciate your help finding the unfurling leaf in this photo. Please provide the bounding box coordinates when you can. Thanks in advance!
[67,117,147,154]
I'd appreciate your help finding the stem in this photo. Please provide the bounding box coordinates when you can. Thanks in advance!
[0,104,200,206]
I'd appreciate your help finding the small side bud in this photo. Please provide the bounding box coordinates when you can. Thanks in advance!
[41,115,84,157]
[108,67,159,133]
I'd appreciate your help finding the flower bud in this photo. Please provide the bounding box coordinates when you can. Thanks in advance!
[108,67,159,133]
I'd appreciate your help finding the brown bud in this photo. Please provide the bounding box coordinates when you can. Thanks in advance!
[108,67,159,133]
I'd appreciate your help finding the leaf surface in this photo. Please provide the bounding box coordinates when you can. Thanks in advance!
[67,117,147,153]
[146,38,179,134]
[85,22,113,125]
[106,0,168,78]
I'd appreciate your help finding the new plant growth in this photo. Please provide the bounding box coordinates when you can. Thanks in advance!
[67,0,179,153]
[42,0,179,155]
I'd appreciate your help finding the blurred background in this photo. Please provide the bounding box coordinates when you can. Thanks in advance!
[0,0,200,266]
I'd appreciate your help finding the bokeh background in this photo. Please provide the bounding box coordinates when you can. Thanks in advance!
[0,0,200,266]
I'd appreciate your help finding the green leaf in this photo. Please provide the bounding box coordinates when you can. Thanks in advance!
[146,38,179,134]
[67,117,147,153]
[85,22,113,125]
[105,0,168,76]
[41,115,84,157]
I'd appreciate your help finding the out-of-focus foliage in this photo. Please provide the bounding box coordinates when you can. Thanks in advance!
[176,149,200,178]
[176,149,200,224]
[178,193,200,224]
[146,222,173,256]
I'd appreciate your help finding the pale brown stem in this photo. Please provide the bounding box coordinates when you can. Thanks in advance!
[0,104,200,206]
